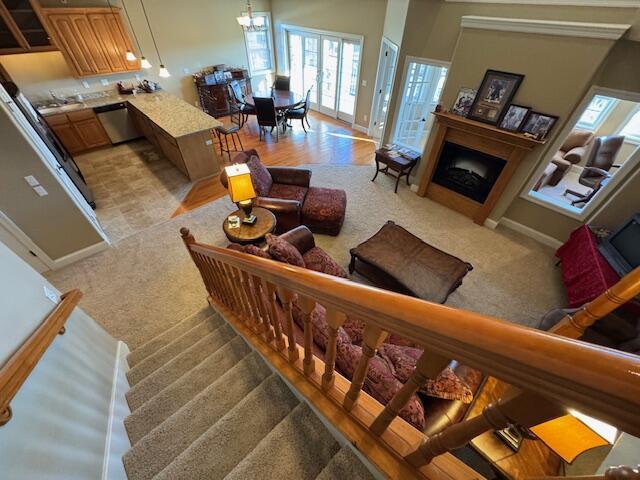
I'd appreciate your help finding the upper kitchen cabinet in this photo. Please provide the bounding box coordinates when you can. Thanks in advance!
[43,7,140,77]
[0,0,56,54]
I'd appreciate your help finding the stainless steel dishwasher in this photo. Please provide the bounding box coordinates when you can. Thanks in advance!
[94,102,142,144]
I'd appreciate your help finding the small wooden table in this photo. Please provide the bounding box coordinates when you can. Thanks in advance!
[244,90,304,111]
[223,207,276,245]
[372,144,421,193]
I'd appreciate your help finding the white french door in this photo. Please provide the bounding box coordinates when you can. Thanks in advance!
[286,27,362,123]
[392,58,448,151]
[371,38,398,141]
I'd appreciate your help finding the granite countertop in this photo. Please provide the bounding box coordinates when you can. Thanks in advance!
[128,91,222,138]
[38,91,221,139]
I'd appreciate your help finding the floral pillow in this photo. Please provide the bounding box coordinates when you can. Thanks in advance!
[342,316,365,346]
[246,155,273,196]
[244,244,272,259]
[291,302,351,350]
[377,343,473,404]
[302,247,348,278]
[266,234,305,268]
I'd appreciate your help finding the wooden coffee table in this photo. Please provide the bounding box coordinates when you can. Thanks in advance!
[223,207,276,245]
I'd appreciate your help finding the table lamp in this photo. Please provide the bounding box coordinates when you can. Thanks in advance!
[225,164,257,224]
[530,410,618,463]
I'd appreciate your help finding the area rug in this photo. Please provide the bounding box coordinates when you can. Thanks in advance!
[45,164,565,349]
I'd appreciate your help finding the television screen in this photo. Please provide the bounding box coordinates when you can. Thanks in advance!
[610,218,640,269]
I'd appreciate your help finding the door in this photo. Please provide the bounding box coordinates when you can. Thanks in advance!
[288,31,319,110]
[392,59,448,151]
[371,38,398,141]
[337,39,361,122]
[318,36,340,116]
[0,214,50,273]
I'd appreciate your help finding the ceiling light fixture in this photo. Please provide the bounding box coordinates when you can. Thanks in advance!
[140,0,169,77]
[105,0,137,62]
[236,0,266,32]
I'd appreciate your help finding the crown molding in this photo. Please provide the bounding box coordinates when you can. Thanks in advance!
[447,0,640,7]
[460,15,631,39]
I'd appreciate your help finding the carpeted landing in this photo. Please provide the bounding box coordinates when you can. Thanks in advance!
[122,307,377,480]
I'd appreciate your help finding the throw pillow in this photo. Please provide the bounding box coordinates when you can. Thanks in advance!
[302,247,348,278]
[342,316,365,346]
[377,343,473,404]
[246,155,273,196]
[244,244,272,259]
[227,243,245,253]
[266,233,305,268]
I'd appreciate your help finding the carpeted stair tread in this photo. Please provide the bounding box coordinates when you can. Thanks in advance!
[125,323,236,410]
[127,307,214,367]
[124,335,250,444]
[126,314,223,386]
[122,353,272,480]
[154,374,300,480]
[315,446,377,480]
[224,403,341,480]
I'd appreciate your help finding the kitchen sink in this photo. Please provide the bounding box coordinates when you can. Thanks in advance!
[37,102,85,115]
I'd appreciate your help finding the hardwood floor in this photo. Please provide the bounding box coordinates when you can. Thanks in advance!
[171,111,377,217]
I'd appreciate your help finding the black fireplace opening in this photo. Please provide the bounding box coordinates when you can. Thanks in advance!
[432,142,507,204]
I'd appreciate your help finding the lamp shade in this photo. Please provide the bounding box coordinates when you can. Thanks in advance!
[225,164,256,203]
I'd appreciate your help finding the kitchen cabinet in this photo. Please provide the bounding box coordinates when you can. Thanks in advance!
[45,109,110,154]
[0,0,56,54]
[43,7,139,78]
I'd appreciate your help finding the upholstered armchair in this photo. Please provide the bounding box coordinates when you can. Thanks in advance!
[577,135,625,189]
[548,130,594,186]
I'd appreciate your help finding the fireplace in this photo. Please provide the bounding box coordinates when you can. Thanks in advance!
[432,142,506,204]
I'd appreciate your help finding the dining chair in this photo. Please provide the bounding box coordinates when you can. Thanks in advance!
[273,75,291,91]
[285,87,312,133]
[229,80,255,127]
[212,87,245,161]
[254,97,286,142]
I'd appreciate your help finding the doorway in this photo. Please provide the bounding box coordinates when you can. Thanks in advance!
[285,26,362,123]
[370,38,398,142]
[392,57,448,151]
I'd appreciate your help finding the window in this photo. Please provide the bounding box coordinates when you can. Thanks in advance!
[576,95,617,131]
[243,13,274,75]
[619,107,640,144]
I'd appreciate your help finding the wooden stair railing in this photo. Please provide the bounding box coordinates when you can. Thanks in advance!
[181,228,640,480]
[0,289,82,426]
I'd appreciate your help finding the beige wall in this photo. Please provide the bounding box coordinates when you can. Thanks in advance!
[270,0,387,127]
[1,0,270,105]
[0,101,103,260]
[383,0,409,46]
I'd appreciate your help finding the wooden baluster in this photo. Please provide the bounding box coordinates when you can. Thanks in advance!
[405,390,565,466]
[297,295,316,376]
[239,269,262,332]
[201,256,221,302]
[370,350,451,435]
[226,264,250,322]
[551,267,640,339]
[245,271,269,336]
[321,308,346,391]
[252,274,274,342]
[343,325,388,411]
[265,281,286,351]
[276,287,299,362]
[211,258,233,307]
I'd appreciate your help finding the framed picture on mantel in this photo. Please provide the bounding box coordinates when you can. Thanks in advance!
[467,70,525,126]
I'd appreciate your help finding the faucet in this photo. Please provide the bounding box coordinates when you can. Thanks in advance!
[49,89,67,105]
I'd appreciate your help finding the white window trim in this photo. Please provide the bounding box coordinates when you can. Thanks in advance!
[447,0,640,8]
[617,105,640,146]
[520,86,640,222]
[576,96,618,131]
[242,11,275,76]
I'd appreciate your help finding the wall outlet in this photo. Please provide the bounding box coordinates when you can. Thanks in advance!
[361,79,367,87]
[24,175,39,187]
[100,79,109,86]
[82,80,90,89]
[34,185,48,196]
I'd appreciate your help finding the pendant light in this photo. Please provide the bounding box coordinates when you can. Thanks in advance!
[237,0,266,32]
[105,0,137,62]
[140,0,169,77]
[121,0,151,68]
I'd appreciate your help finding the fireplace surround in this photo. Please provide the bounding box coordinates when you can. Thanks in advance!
[417,112,544,225]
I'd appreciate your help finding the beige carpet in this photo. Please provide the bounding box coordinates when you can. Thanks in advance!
[46,164,565,349]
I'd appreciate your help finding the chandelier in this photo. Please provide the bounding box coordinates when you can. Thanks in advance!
[236,0,266,31]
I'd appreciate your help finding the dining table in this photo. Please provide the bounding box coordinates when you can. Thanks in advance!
[244,90,304,111]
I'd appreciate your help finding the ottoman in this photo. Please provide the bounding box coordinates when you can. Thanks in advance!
[349,221,473,303]
[301,187,347,236]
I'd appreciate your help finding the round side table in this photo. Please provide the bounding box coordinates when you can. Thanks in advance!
[223,207,276,245]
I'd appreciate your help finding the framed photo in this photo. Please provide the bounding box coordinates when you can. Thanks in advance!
[521,112,559,140]
[451,87,477,117]
[467,70,525,125]
[499,104,531,132]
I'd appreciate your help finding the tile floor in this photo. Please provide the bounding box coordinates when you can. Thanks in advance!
[75,140,193,242]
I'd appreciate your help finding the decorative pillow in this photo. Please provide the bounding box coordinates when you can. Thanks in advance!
[378,343,473,404]
[266,234,305,268]
[302,247,348,278]
[291,302,350,350]
[246,155,273,196]
[342,316,366,346]
[227,243,245,253]
[335,337,425,430]
[244,244,272,259]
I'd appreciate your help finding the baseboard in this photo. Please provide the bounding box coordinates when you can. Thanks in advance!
[52,241,110,270]
[498,217,564,249]
[410,184,419,193]
[352,123,370,135]
[483,218,499,230]
[102,341,131,480]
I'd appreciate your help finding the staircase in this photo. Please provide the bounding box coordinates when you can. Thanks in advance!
[122,307,377,480]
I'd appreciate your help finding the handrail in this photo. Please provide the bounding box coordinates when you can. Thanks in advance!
[181,227,640,478]
[0,289,82,426]
[189,239,640,433]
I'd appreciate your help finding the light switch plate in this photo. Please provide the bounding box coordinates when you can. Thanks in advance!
[82,80,90,89]
[205,139,213,145]
[100,79,109,86]
[34,185,48,196]
[43,285,59,304]
[24,175,39,187]
[361,80,367,87]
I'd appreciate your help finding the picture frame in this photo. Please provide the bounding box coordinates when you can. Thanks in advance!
[521,111,559,140]
[451,87,477,117]
[467,70,525,125]
[499,104,531,132]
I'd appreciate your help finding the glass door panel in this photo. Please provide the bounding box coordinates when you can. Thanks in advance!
[337,40,361,122]
[288,32,304,97]
[302,35,319,106]
[319,36,340,115]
